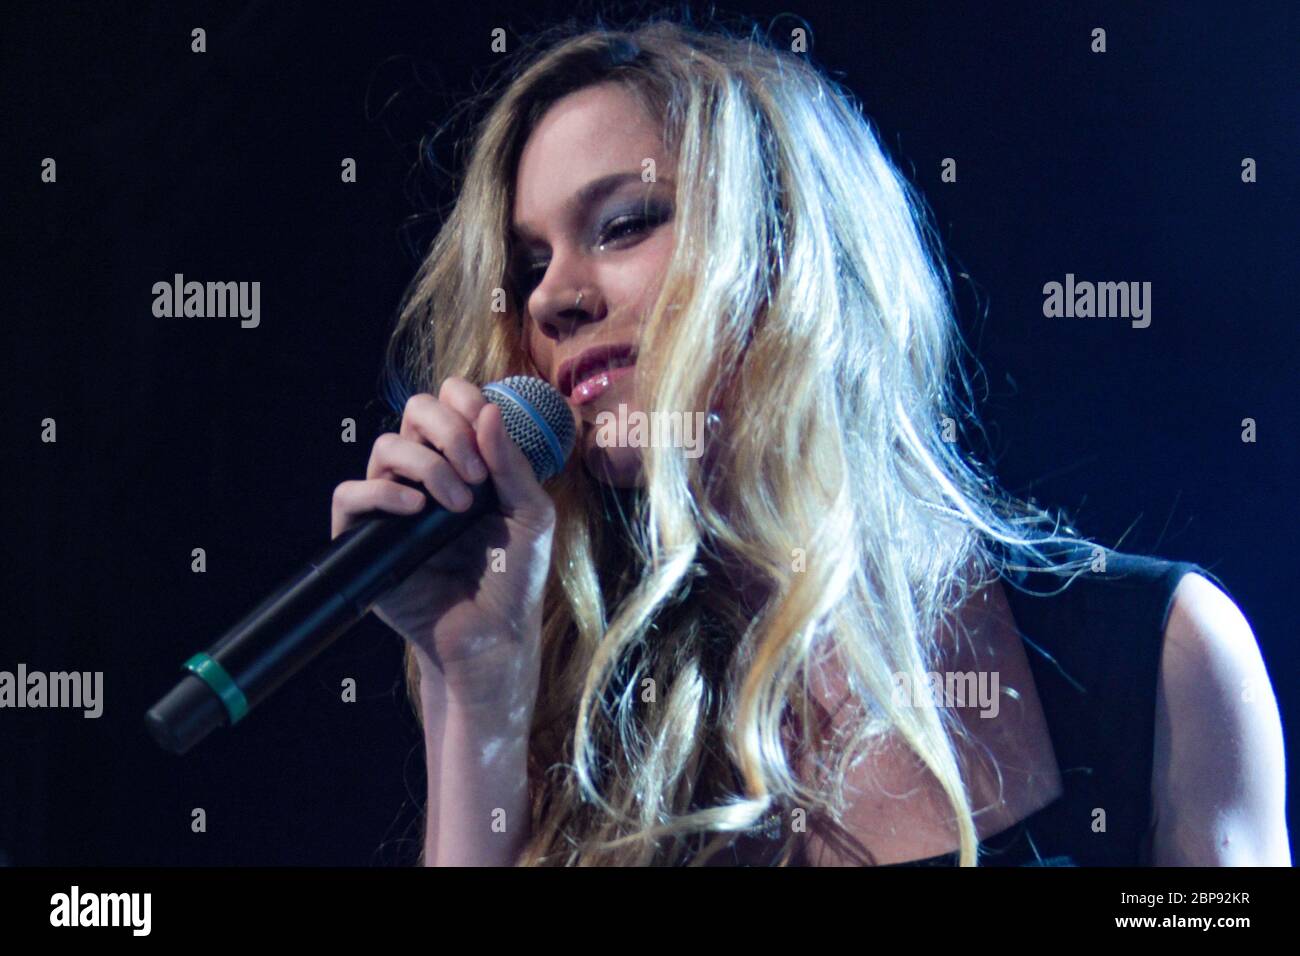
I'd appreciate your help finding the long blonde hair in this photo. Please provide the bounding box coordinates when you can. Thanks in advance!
[381,14,1097,865]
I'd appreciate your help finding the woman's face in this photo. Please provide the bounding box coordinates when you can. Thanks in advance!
[511,81,676,487]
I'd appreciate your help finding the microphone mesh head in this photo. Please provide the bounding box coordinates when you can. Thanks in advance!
[481,376,577,482]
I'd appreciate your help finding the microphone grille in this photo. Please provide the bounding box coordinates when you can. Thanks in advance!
[481,376,576,482]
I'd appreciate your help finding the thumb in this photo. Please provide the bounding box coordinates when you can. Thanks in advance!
[475,401,554,527]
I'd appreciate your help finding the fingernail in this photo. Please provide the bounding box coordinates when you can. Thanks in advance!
[402,488,425,507]
[465,455,487,482]
[451,485,472,510]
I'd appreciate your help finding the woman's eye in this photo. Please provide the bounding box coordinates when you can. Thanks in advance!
[599,214,649,246]
[512,206,670,298]
[601,203,672,246]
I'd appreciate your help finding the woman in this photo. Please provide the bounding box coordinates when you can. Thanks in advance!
[330,18,1288,866]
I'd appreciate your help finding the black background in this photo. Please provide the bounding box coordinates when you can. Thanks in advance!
[2,0,1295,865]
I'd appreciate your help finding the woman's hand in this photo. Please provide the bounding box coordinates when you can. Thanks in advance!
[331,376,557,713]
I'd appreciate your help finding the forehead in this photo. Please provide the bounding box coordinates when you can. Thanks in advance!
[511,83,669,240]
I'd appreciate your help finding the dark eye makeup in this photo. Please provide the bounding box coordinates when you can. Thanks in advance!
[511,201,673,298]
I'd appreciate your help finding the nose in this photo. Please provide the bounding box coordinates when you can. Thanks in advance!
[527,261,603,341]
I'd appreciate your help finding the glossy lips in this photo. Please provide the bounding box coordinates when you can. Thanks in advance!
[558,343,637,401]
[571,363,636,404]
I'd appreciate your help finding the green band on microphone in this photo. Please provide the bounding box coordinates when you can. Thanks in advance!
[183,652,249,724]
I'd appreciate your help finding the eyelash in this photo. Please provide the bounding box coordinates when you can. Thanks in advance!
[515,210,666,294]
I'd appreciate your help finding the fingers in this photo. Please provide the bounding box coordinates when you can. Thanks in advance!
[474,401,555,531]
[437,376,488,429]
[398,390,488,485]
[336,377,554,542]
[331,478,425,538]
[366,432,475,512]
[360,377,497,518]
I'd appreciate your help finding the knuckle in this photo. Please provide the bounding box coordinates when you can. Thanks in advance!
[367,433,398,472]
[402,392,433,424]
[331,481,351,506]
[439,376,468,399]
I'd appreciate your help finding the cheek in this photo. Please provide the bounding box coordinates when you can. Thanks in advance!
[635,238,674,302]
[522,326,548,376]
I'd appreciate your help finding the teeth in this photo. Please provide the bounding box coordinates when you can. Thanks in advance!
[576,354,634,386]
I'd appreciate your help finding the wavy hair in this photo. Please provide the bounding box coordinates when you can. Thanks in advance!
[380,13,1098,866]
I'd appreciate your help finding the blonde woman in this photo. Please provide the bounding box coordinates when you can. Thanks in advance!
[330,18,1288,866]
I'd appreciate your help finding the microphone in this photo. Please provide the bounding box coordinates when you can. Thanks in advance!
[145,376,576,755]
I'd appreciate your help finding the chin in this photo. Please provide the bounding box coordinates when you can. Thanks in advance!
[582,436,644,488]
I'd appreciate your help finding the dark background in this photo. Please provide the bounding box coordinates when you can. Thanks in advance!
[2,0,1295,865]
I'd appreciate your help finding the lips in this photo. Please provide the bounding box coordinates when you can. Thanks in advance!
[558,343,638,398]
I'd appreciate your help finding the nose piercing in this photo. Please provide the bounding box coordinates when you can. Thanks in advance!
[574,291,584,309]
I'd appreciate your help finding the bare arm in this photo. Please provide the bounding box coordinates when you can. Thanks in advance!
[418,674,534,867]
[1150,572,1290,865]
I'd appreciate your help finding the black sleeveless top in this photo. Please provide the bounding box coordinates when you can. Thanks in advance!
[706,544,1213,867]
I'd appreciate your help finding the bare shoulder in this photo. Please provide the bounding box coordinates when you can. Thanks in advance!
[1150,571,1291,865]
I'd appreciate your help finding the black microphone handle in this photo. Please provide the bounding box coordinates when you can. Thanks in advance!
[145,479,497,754]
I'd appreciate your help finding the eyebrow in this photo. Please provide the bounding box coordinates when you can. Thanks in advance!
[510,171,671,245]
